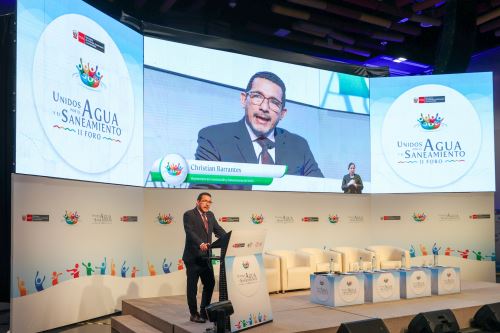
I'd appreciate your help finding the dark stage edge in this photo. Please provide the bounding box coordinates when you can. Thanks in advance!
[112,280,500,333]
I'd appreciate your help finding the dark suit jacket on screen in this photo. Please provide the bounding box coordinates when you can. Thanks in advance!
[195,118,324,180]
[182,208,226,264]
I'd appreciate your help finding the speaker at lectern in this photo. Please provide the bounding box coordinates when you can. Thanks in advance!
[210,229,272,332]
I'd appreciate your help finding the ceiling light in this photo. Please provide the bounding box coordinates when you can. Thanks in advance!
[393,57,407,63]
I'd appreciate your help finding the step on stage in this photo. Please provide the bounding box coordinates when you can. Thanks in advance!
[112,280,500,333]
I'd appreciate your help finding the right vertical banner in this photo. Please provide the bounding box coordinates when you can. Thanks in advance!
[370,72,494,193]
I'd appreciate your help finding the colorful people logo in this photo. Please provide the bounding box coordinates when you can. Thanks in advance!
[432,243,441,256]
[17,276,27,297]
[82,261,95,276]
[409,245,416,258]
[35,271,46,291]
[417,113,444,130]
[472,250,485,261]
[51,271,62,286]
[177,259,184,270]
[157,213,174,225]
[456,249,470,259]
[444,247,454,256]
[251,214,264,224]
[76,58,104,89]
[63,210,80,225]
[121,261,130,278]
[95,257,107,275]
[165,162,183,176]
[110,259,116,276]
[147,261,157,276]
[67,263,80,278]
[131,266,140,278]
[419,244,428,256]
[162,258,172,274]
[412,212,426,222]
[328,214,339,224]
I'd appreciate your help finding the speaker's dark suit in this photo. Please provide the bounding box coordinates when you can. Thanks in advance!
[193,118,323,190]
[182,208,226,316]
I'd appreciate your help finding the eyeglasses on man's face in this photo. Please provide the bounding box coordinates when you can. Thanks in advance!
[246,91,283,112]
[199,199,212,204]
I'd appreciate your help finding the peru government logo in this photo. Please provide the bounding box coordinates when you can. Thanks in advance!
[418,113,443,130]
[76,58,103,89]
[64,211,80,225]
[157,213,173,225]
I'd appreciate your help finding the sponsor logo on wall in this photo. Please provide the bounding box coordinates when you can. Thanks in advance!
[219,216,240,222]
[328,214,339,224]
[438,213,460,221]
[156,213,173,225]
[22,214,50,222]
[469,214,491,220]
[275,215,294,224]
[302,216,319,222]
[347,215,364,223]
[412,212,427,222]
[380,215,401,221]
[251,214,264,224]
[91,213,112,224]
[120,215,138,222]
[63,210,80,225]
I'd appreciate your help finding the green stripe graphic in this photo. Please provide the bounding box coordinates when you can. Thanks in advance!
[186,174,273,185]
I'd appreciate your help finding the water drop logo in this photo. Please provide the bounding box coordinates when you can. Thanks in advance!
[76,58,103,89]
[412,212,427,222]
[251,214,264,224]
[157,213,173,225]
[64,211,80,225]
[417,113,443,130]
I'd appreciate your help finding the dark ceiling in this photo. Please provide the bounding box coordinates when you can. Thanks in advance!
[89,0,500,75]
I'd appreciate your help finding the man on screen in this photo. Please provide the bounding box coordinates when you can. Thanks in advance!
[194,71,323,189]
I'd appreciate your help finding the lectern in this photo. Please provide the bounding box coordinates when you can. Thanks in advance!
[210,229,272,332]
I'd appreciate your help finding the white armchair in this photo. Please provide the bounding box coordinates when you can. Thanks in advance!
[297,248,342,273]
[331,247,374,272]
[266,250,311,292]
[366,245,410,270]
[263,253,281,293]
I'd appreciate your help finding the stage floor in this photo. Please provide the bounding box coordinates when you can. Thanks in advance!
[114,280,500,333]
